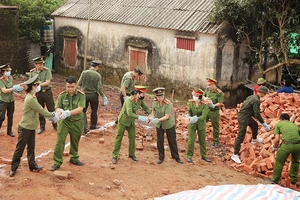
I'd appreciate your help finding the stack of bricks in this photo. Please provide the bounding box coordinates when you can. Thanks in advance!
[175,92,300,190]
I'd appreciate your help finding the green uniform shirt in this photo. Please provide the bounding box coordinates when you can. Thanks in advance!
[187,101,209,122]
[120,72,135,94]
[238,94,264,123]
[118,97,151,127]
[56,90,86,121]
[19,92,54,130]
[0,76,14,102]
[274,120,300,141]
[29,67,52,91]
[78,68,105,97]
[152,99,175,130]
[204,88,224,111]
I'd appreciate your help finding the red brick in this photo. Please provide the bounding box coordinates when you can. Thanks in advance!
[243,165,254,173]
[265,158,273,170]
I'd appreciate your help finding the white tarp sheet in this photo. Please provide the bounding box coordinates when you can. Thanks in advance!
[155,184,300,200]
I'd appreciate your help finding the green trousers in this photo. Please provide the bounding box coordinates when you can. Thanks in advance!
[272,143,300,184]
[112,123,136,158]
[207,109,220,144]
[186,122,207,159]
[53,119,83,165]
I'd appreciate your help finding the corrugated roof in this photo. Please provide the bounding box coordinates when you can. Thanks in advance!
[52,0,221,33]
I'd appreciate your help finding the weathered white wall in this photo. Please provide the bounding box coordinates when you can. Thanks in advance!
[55,17,227,88]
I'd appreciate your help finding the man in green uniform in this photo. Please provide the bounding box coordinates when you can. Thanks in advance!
[78,60,108,133]
[112,85,151,164]
[51,76,86,171]
[0,63,24,137]
[186,88,211,163]
[115,66,145,124]
[231,86,270,164]
[10,74,60,177]
[29,56,57,134]
[271,113,300,185]
[151,87,183,164]
[119,67,144,105]
[203,78,224,148]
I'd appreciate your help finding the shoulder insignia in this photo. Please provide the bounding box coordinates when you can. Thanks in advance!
[30,68,36,72]
[129,96,135,101]
[164,99,170,104]
[216,88,222,93]
[77,90,85,94]
[59,90,67,95]
[43,67,49,70]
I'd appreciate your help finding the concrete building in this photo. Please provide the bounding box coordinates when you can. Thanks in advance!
[52,0,249,99]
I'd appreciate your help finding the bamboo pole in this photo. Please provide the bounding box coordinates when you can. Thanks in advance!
[83,0,92,70]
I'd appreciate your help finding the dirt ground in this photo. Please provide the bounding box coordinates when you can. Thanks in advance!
[0,74,270,200]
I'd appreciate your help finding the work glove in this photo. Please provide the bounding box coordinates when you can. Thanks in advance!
[51,112,61,123]
[262,122,270,131]
[207,102,215,109]
[189,116,198,124]
[272,144,279,151]
[138,116,148,122]
[12,84,24,93]
[60,110,71,120]
[150,118,160,125]
[123,96,128,101]
[102,96,109,105]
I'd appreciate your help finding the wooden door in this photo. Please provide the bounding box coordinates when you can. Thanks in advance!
[64,38,77,66]
[130,50,146,82]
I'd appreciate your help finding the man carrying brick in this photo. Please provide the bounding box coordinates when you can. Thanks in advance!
[271,113,300,185]
[231,86,270,164]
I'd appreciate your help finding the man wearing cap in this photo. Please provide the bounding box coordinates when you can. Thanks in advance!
[231,86,271,164]
[150,87,183,164]
[271,113,300,185]
[0,63,24,137]
[51,76,86,171]
[78,60,108,133]
[28,56,57,134]
[112,85,151,164]
[10,74,60,177]
[186,88,211,163]
[253,77,266,95]
[204,78,224,148]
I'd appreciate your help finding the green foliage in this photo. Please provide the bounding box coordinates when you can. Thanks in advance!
[212,0,300,74]
[2,0,66,41]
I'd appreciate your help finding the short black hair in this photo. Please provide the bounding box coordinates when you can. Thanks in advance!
[284,79,292,87]
[66,76,77,84]
[279,113,290,121]
[25,85,33,93]
[131,90,143,95]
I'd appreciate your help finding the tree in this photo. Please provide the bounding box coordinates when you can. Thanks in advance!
[212,0,300,76]
[2,0,66,41]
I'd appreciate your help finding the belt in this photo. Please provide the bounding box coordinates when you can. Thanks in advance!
[282,141,300,144]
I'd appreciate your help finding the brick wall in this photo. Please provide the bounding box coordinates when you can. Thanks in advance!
[0,6,41,74]
[0,6,19,68]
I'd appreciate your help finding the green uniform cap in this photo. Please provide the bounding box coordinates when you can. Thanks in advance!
[192,88,204,96]
[24,74,39,85]
[135,66,145,75]
[206,77,217,84]
[153,87,165,96]
[0,63,11,71]
[91,60,102,66]
[257,86,268,94]
[257,78,266,84]
[33,56,45,64]
[134,85,148,93]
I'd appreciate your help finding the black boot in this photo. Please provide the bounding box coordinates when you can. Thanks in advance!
[52,122,57,131]
[7,127,15,137]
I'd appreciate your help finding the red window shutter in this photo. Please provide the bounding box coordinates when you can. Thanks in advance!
[176,38,195,51]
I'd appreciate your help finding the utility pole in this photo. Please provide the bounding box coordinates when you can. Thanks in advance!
[83,0,92,70]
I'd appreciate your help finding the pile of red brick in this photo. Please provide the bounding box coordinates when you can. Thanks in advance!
[176,93,300,190]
